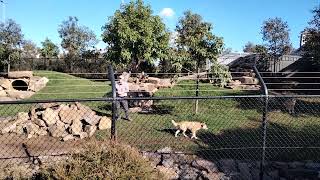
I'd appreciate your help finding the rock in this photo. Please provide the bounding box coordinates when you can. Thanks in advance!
[129,107,142,113]
[6,90,35,99]
[42,108,59,126]
[191,159,219,173]
[200,171,224,180]
[36,103,60,110]
[84,125,97,137]
[70,119,83,135]
[59,108,82,124]
[251,168,260,180]
[147,77,161,85]
[25,122,41,135]
[158,79,173,88]
[62,134,75,141]
[238,163,252,180]
[48,120,65,137]
[75,102,95,113]
[16,112,29,125]
[238,76,259,85]
[267,170,279,180]
[1,123,16,134]
[219,159,237,175]
[289,161,304,169]
[162,154,175,168]
[305,162,320,170]
[8,71,33,78]
[142,151,161,167]
[0,79,12,90]
[179,166,199,180]
[98,116,111,130]
[77,132,88,139]
[28,77,49,92]
[83,114,101,126]
[0,97,16,101]
[157,147,172,154]
[38,127,48,136]
[0,90,7,97]
[32,118,46,127]
[12,124,25,135]
[156,166,179,180]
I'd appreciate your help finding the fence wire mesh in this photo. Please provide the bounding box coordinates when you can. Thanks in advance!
[0,95,319,179]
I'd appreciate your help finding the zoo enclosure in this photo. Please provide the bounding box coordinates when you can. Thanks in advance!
[0,65,319,179]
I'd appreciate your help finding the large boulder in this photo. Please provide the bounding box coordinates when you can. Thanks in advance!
[16,112,29,125]
[48,120,66,137]
[6,90,35,99]
[70,119,83,135]
[0,79,12,90]
[0,90,7,97]
[28,77,49,92]
[59,108,82,124]
[84,125,97,137]
[42,108,59,126]
[82,113,100,125]
[238,76,259,85]
[8,71,33,78]
[147,77,161,85]
[98,116,111,130]
[158,79,174,88]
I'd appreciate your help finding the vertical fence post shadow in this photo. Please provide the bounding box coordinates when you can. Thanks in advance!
[108,65,117,142]
[254,56,269,180]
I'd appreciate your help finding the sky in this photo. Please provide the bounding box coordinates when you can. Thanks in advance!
[1,0,319,52]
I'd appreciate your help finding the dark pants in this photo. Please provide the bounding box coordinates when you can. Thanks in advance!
[116,97,129,119]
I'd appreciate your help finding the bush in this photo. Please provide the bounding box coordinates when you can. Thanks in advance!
[34,142,164,180]
[209,62,232,87]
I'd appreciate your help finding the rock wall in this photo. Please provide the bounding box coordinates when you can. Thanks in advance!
[142,147,320,180]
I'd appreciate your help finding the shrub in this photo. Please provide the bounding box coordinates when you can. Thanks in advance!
[34,142,164,180]
[209,62,232,87]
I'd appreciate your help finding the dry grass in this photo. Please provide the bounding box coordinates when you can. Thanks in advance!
[33,141,165,180]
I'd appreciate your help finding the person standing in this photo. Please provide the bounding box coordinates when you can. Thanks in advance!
[115,72,131,121]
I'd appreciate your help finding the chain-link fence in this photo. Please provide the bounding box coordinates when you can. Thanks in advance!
[0,95,319,179]
[0,64,319,179]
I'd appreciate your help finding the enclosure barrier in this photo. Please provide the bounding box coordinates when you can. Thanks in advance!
[0,65,319,179]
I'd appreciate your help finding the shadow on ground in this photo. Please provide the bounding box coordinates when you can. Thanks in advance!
[194,122,320,162]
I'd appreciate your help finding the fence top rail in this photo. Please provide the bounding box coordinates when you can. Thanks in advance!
[0,94,319,105]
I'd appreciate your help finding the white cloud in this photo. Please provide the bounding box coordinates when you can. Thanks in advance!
[159,8,175,18]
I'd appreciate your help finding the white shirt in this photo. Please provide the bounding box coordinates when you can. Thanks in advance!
[116,81,129,97]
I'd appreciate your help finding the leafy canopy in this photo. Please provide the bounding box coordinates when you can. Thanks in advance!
[102,0,169,71]
[176,11,224,70]
[303,6,320,69]
[261,17,291,57]
[40,38,60,58]
[58,16,97,56]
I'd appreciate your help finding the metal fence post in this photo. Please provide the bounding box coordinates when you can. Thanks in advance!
[253,56,269,180]
[108,65,117,142]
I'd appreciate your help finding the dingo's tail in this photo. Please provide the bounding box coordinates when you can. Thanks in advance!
[171,120,178,126]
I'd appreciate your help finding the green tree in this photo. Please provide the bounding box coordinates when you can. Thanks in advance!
[0,19,24,72]
[40,38,60,58]
[303,6,320,69]
[261,17,292,57]
[58,16,98,71]
[58,16,97,56]
[21,40,38,58]
[175,11,224,71]
[102,0,169,72]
